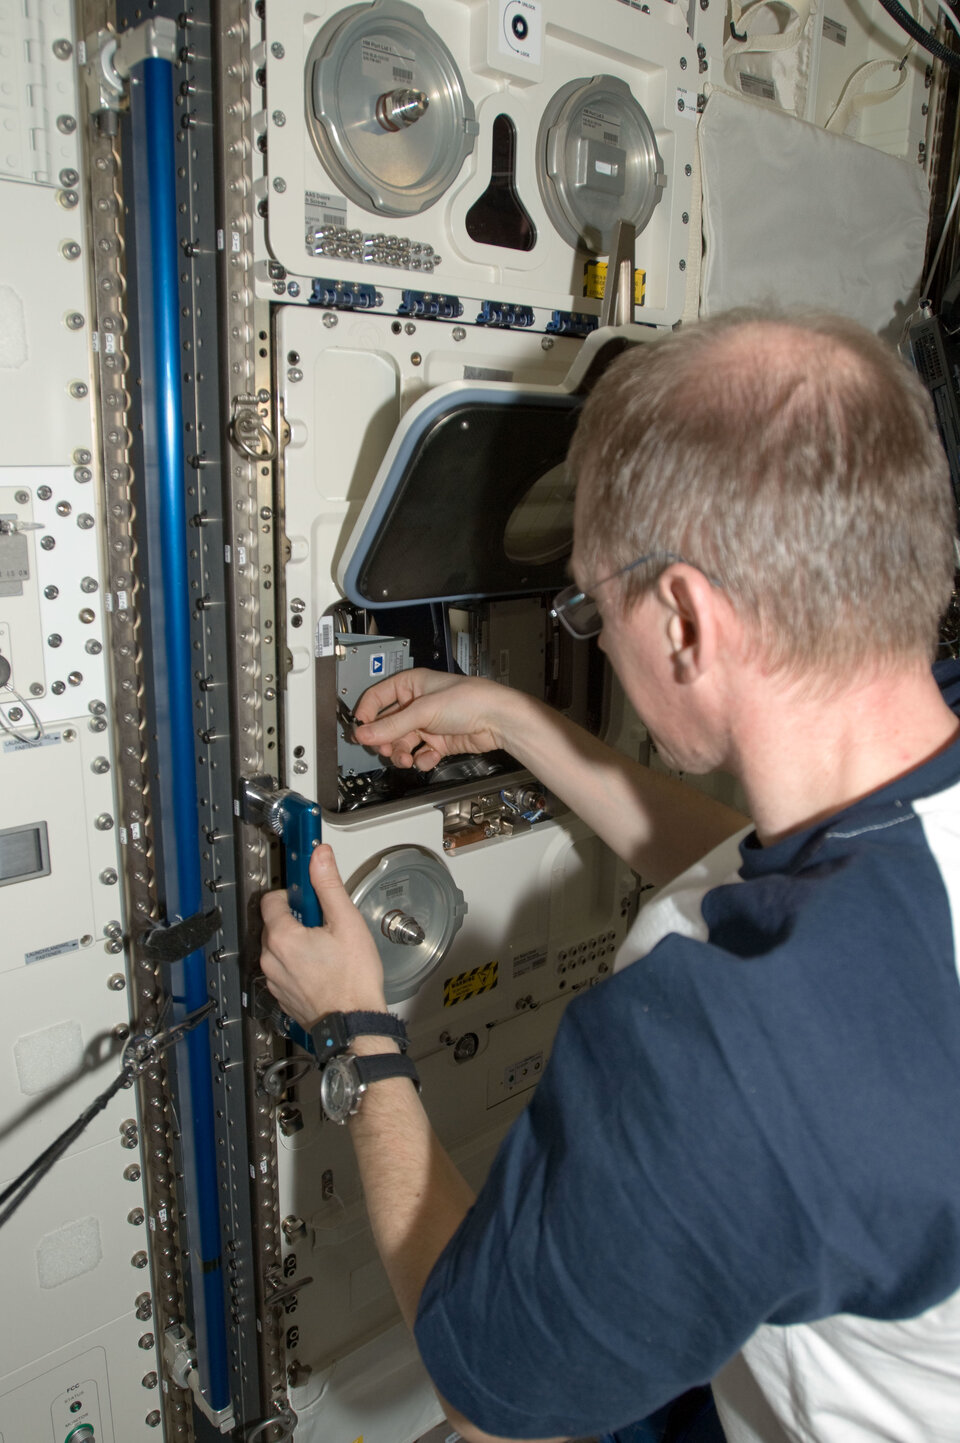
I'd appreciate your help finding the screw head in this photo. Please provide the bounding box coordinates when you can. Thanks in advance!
[680,55,688,69]
[271,41,285,57]
[61,240,81,260]
[273,176,287,193]
[137,1329,154,1346]
[287,281,301,298]
[272,110,286,127]
[58,189,79,209]
[107,971,126,988]
[66,312,85,330]
[452,326,466,341]
[47,633,63,649]
[679,258,687,271]
[73,447,92,465]
[56,500,72,517]
[41,535,56,551]
[29,682,44,697]
[142,1373,158,1389]
[69,381,88,399]
[101,868,119,885]
[44,584,59,599]
[57,114,77,134]
[95,813,115,831]
[51,680,66,695]
[146,1412,161,1428]
[7,707,23,722]
[132,1252,149,1270]
[53,38,73,59]
[91,756,110,774]
[128,1208,145,1226]
[77,513,95,530]
[124,1163,142,1181]
[85,639,103,655]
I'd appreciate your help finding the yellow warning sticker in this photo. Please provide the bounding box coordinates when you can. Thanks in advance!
[443,959,499,1007]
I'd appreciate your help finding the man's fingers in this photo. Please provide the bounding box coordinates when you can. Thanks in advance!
[307,843,356,924]
[261,887,293,928]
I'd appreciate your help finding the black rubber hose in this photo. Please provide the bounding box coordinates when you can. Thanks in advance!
[875,0,960,70]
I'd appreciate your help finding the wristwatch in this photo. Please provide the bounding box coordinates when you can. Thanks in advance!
[320,1052,421,1124]
[310,1010,409,1062]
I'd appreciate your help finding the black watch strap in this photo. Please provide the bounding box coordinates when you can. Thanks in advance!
[311,1010,408,1061]
[354,1051,420,1091]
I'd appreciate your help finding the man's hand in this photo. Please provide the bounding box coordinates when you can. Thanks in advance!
[353,669,516,771]
[260,843,387,1026]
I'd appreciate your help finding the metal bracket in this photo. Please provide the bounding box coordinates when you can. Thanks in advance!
[600,220,639,329]
[163,1325,237,1434]
[87,17,178,115]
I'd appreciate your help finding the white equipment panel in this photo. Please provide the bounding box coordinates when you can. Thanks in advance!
[256,0,697,324]
[275,299,646,1442]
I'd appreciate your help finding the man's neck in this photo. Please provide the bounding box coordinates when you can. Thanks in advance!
[731,662,960,846]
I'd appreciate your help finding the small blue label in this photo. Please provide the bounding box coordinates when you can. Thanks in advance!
[370,654,384,675]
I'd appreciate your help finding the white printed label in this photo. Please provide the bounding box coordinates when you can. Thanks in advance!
[739,73,777,102]
[217,228,224,251]
[822,15,847,43]
[105,332,116,354]
[305,189,348,232]
[316,616,335,658]
[675,86,699,119]
[117,590,129,611]
[232,231,242,253]
[25,938,79,964]
[498,0,542,64]
[581,107,621,148]
[361,35,416,83]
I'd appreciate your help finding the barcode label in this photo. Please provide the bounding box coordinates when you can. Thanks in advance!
[316,616,335,658]
[322,212,344,229]
[393,65,413,81]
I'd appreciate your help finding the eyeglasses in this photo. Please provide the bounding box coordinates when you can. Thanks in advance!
[550,551,689,639]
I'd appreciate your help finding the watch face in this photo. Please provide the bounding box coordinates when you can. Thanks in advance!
[320,1056,357,1124]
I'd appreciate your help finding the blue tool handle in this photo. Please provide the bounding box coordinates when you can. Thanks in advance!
[279,793,324,928]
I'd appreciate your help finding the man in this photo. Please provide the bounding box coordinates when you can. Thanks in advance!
[260,311,960,1443]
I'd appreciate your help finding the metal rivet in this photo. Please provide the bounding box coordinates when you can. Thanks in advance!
[452,326,466,341]
[411,352,422,366]
[322,312,338,329]
[62,727,76,741]
[57,114,77,134]
[79,607,95,623]
[287,367,302,382]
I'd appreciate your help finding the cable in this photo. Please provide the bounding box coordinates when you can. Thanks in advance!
[0,1066,132,1229]
[0,685,44,745]
[875,0,960,68]
[922,168,960,298]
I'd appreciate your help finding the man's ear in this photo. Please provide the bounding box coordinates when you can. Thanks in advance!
[654,566,721,682]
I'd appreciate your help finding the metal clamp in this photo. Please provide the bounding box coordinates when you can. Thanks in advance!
[123,1000,216,1076]
[229,396,278,461]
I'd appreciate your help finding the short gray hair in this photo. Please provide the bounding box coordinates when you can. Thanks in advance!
[569,310,956,674]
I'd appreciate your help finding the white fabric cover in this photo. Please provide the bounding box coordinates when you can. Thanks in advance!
[698,87,930,339]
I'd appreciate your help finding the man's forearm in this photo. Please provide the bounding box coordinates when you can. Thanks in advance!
[497,690,747,886]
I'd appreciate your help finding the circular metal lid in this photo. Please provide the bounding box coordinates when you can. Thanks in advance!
[537,75,666,255]
[350,845,467,1002]
[306,0,479,217]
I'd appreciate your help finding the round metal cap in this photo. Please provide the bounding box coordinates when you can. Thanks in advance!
[350,845,467,1002]
[306,0,478,217]
[537,74,666,255]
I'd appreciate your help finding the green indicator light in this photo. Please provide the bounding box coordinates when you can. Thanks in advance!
[70,1401,83,1413]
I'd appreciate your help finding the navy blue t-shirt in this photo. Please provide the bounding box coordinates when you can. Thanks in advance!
[414,661,960,1439]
